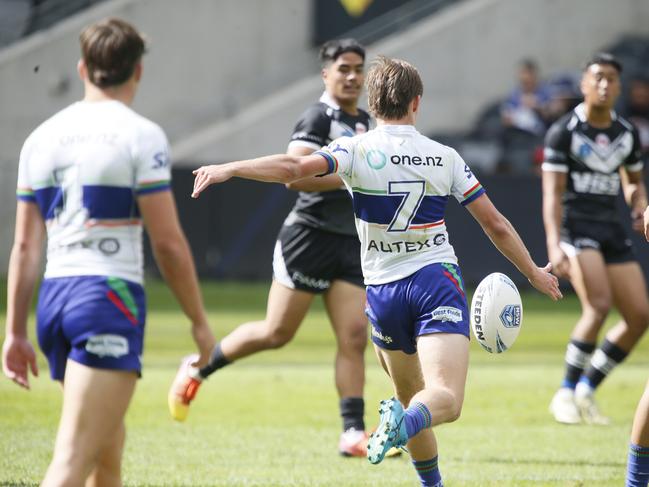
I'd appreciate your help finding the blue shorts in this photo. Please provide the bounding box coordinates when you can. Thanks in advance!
[366,262,470,354]
[36,276,146,381]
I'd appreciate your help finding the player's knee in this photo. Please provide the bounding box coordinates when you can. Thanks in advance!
[338,322,368,354]
[446,398,463,423]
[624,310,649,338]
[264,327,296,349]
[585,299,611,323]
[635,306,649,331]
[447,399,463,423]
[435,388,463,423]
[93,434,123,479]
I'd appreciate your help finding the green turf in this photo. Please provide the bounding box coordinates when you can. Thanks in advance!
[1,281,648,486]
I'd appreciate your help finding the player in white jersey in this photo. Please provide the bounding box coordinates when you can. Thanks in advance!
[191,56,561,486]
[2,18,215,486]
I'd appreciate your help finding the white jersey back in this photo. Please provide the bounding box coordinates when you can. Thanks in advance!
[316,124,485,285]
[16,100,171,284]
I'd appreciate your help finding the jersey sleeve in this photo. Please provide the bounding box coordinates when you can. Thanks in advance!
[314,136,355,179]
[542,119,570,173]
[16,134,36,203]
[287,105,331,151]
[450,149,485,205]
[624,125,644,173]
[133,123,172,195]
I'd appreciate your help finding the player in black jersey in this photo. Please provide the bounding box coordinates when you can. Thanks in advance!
[543,53,649,425]
[169,39,380,457]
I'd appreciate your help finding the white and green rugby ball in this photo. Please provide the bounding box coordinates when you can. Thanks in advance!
[470,272,523,353]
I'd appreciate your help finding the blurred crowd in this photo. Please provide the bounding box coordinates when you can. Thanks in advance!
[432,36,649,176]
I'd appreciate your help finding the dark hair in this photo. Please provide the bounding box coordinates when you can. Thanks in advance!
[366,56,423,120]
[80,17,146,88]
[319,38,365,66]
[583,52,622,73]
[519,58,538,72]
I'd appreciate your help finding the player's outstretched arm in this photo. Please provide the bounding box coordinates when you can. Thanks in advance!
[191,154,329,198]
[284,146,345,192]
[2,202,44,389]
[466,194,562,301]
[138,191,215,366]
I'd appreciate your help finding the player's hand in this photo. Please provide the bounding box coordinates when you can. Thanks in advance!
[190,322,216,368]
[192,164,233,198]
[2,335,39,390]
[528,263,563,301]
[547,244,570,278]
[643,207,649,241]
[631,208,644,235]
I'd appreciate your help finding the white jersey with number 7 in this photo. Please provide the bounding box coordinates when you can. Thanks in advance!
[315,124,485,285]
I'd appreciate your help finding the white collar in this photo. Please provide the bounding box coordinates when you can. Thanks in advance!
[376,124,418,133]
[574,102,617,122]
[319,91,340,110]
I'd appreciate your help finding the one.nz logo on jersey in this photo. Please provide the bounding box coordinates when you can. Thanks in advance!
[499,304,521,329]
[365,149,387,170]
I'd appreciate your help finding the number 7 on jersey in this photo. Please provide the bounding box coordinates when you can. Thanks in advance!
[387,180,425,232]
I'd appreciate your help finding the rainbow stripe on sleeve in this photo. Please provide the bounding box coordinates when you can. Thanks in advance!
[16,187,36,202]
[135,180,171,195]
[461,182,485,206]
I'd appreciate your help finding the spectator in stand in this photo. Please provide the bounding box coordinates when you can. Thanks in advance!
[501,59,552,137]
[624,75,649,163]
[546,74,582,125]
[500,59,552,174]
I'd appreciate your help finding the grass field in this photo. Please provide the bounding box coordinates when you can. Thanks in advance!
[1,281,649,486]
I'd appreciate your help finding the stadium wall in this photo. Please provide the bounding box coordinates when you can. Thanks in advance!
[175,0,649,163]
[0,0,313,273]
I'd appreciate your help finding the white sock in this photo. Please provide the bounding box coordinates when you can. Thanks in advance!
[575,381,594,398]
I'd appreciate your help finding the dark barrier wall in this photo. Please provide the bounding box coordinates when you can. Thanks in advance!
[155,170,649,289]
[312,0,411,45]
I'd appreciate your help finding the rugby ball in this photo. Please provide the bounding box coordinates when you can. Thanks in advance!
[470,273,522,353]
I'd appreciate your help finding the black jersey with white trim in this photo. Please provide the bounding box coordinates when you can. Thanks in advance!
[542,103,643,222]
[286,92,370,235]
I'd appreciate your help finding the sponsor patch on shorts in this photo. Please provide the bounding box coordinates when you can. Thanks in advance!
[371,326,393,344]
[85,334,129,358]
[430,306,463,323]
